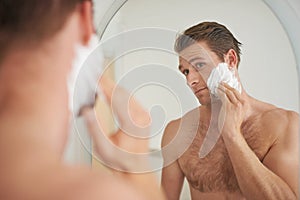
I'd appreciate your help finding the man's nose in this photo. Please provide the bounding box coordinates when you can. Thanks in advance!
[187,70,200,88]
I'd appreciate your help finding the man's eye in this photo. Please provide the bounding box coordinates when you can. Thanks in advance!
[194,63,205,69]
[182,69,189,76]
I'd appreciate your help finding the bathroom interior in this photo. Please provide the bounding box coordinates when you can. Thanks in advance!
[64,0,299,199]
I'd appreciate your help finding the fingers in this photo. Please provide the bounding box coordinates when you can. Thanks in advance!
[217,82,242,105]
[222,82,243,101]
[218,84,237,104]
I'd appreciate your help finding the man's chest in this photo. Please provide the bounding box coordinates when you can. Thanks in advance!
[177,120,272,193]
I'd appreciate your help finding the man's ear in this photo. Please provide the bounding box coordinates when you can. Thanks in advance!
[224,49,238,69]
[79,1,94,45]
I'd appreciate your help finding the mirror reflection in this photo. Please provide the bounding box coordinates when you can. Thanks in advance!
[99,0,298,147]
[94,0,299,199]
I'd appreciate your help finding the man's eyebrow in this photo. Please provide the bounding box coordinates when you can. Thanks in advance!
[178,56,205,70]
[188,57,205,64]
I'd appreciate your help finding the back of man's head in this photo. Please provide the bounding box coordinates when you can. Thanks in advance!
[0,0,83,61]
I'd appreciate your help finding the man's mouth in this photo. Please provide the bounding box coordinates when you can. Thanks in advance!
[194,87,207,95]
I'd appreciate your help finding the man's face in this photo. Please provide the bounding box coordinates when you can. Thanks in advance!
[178,41,222,105]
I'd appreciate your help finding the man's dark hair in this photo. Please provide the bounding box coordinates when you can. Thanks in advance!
[0,0,87,61]
[174,21,242,66]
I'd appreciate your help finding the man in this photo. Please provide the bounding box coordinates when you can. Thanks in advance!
[0,0,164,199]
[161,22,299,200]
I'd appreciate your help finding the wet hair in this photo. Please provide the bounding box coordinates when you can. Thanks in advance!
[174,21,242,66]
[0,0,88,60]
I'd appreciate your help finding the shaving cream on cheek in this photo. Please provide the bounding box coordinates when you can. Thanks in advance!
[207,63,241,98]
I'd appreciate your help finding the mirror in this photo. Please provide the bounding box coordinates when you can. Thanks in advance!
[93,0,299,198]
[98,0,298,147]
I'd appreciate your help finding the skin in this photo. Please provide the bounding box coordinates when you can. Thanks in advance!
[161,41,299,200]
[0,2,165,200]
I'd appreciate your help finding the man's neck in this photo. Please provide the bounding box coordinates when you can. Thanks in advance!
[0,37,75,161]
[239,90,264,121]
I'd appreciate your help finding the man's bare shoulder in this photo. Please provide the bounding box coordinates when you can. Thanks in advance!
[66,166,147,200]
[260,108,299,139]
[55,166,143,200]
[161,107,201,147]
[161,118,181,148]
[2,164,144,200]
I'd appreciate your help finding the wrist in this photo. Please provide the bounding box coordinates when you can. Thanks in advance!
[222,127,242,142]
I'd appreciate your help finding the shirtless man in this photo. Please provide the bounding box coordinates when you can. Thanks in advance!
[161,22,299,200]
[0,0,164,199]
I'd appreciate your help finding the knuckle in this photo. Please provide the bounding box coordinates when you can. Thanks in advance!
[236,101,242,107]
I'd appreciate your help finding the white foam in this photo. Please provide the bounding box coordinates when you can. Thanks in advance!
[207,63,241,98]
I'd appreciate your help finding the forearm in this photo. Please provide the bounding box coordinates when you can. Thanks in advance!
[223,132,297,200]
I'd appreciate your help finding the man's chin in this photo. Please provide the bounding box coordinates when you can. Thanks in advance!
[197,97,211,106]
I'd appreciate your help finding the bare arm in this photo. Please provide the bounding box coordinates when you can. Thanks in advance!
[81,77,165,200]
[219,83,299,200]
[161,160,185,200]
[223,113,298,199]
[161,121,185,200]
[260,111,299,198]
